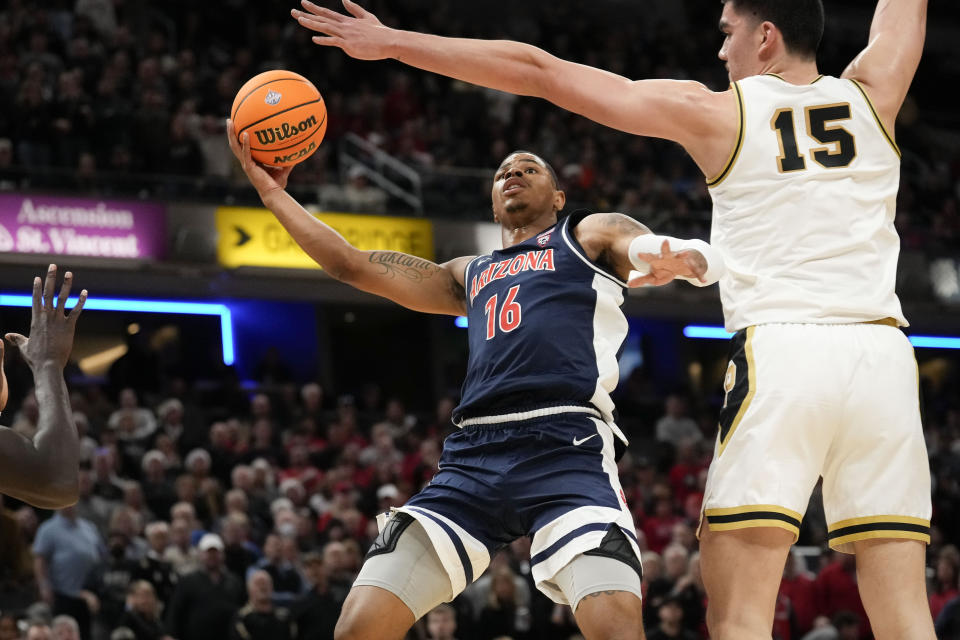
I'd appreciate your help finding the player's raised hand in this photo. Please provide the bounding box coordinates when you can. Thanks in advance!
[292,0,392,60]
[5,265,87,372]
[627,240,708,287]
[226,119,294,199]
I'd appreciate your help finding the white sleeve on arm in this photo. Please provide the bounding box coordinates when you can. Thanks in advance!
[628,234,726,286]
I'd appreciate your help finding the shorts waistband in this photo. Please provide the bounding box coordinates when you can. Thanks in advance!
[454,405,602,428]
[743,317,901,332]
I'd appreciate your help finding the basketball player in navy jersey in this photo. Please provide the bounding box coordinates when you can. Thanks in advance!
[227,123,725,640]
[293,0,933,638]
[0,265,87,508]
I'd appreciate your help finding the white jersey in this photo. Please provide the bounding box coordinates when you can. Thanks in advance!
[708,74,907,331]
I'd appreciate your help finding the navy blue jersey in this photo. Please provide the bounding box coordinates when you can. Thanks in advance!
[454,211,629,423]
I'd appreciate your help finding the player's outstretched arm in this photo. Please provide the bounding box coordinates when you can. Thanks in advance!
[227,121,469,316]
[291,1,728,151]
[0,265,86,509]
[574,213,725,288]
[842,0,927,129]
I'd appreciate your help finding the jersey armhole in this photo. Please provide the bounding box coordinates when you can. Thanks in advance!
[562,212,628,289]
[706,81,745,189]
[848,79,901,158]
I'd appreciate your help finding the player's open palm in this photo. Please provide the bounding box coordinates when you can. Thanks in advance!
[293,0,391,61]
[226,120,294,198]
[628,240,709,287]
[5,265,86,372]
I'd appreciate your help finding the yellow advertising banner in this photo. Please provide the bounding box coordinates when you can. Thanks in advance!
[215,207,435,269]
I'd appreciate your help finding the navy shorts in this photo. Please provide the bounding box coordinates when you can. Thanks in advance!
[393,409,640,604]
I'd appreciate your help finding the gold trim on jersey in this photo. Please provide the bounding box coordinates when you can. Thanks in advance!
[764,73,823,85]
[718,325,756,456]
[804,102,858,169]
[848,79,901,158]
[705,504,802,538]
[706,81,744,188]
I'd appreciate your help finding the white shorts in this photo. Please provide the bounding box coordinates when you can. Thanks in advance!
[700,321,931,553]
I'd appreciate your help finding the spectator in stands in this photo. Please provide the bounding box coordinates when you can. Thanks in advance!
[134,522,177,605]
[647,594,698,640]
[25,622,53,640]
[51,615,80,640]
[800,611,861,640]
[221,513,258,581]
[141,451,177,521]
[931,544,960,621]
[780,549,817,636]
[162,518,196,577]
[643,498,683,554]
[290,552,339,639]
[32,505,105,640]
[641,550,671,630]
[97,529,139,626]
[477,565,529,640]
[165,533,243,640]
[229,570,294,640]
[115,581,168,640]
[655,395,701,448]
[91,448,124,503]
[425,603,460,640]
[813,552,867,638]
[0,615,17,640]
[207,422,238,486]
[249,534,303,606]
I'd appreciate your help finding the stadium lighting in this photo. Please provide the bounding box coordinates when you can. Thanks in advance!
[682,325,735,339]
[683,324,960,350]
[454,316,469,328]
[0,294,236,365]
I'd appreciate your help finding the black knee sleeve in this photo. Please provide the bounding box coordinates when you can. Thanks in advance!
[584,525,643,581]
[366,511,415,558]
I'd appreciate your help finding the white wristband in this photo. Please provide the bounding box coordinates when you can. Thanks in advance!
[627,234,726,286]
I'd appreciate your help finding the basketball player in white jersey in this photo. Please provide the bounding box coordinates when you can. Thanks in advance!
[292,0,932,638]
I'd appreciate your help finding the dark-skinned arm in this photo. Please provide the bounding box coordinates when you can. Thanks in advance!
[573,213,719,287]
[227,121,470,316]
[0,265,87,509]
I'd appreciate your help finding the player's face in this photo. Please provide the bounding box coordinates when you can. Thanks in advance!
[718,2,764,82]
[491,153,563,224]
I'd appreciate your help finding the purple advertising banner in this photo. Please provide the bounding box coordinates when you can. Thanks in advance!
[0,194,166,260]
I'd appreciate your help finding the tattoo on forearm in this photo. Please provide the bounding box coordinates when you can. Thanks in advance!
[368,252,440,282]
[601,213,651,235]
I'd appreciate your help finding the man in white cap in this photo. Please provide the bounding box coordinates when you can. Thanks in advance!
[164,533,243,640]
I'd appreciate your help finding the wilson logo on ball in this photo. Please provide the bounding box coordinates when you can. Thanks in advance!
[273,141,317,164]
[253,115,318,145]
[264,90,282,105]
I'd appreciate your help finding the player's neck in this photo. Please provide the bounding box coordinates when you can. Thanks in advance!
[499,214,557,248]
[762,58,820,85]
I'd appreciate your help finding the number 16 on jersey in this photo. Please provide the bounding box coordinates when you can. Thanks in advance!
[484,285,522,340]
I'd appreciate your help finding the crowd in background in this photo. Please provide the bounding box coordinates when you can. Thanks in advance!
[0,0,958,252]
[0,330,958,640]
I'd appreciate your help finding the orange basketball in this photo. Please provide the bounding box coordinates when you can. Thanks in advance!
[231,70,327,167]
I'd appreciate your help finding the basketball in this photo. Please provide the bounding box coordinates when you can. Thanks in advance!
[230,69,327,167]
